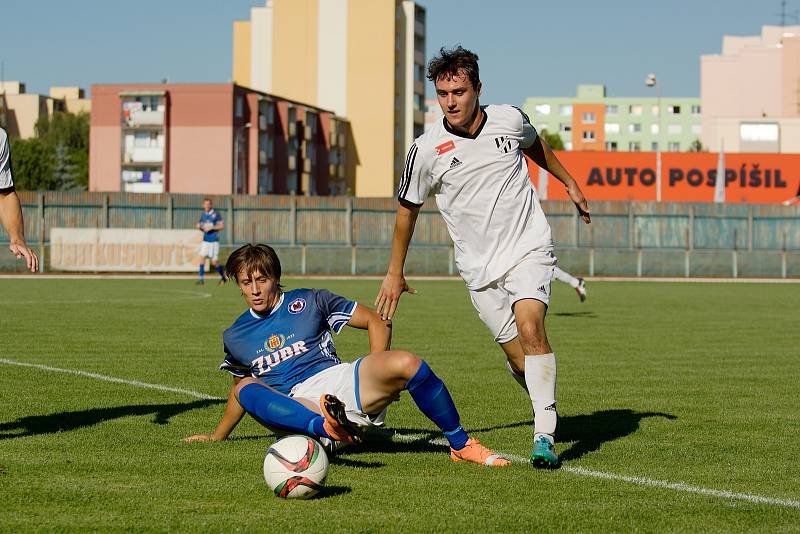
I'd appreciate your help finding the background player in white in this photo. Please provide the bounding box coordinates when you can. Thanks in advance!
[553,266,587,302]
[184,244,509,467]
[195,198,226,285]
[375,46,591,468]
[0,127,38,272]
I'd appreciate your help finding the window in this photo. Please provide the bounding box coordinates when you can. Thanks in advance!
[582,111,596,124]
[629,141,641,152]
[629,105,643,116]
[668,142,681,151]
[651,142,659,151]
[605,123,620,134]
[691,104,701,115]
[740,123,779,142]
[668,124,682,135]
[650,124,659,134]
[651,105,660,116]
[691,124,702,135]
[582,130,595,141]
[605,141,618,151]
[629,123,642,133]
[560,105,573,116]
[235,96,244,118]
[559,123,572,133]
[606,104,618,115]
[668,105,681,114]
[534,104,551,115]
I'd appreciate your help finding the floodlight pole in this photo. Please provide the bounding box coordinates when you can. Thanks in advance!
[646,73,663,202]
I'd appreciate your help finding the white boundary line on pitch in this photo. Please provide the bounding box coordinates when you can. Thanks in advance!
[2,357,799,511]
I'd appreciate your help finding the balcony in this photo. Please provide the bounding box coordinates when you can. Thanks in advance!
[123,147,164,164]
[125,109,165,127]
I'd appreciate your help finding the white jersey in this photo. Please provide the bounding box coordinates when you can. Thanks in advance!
[0,128,14,191]
[398,104,553,289]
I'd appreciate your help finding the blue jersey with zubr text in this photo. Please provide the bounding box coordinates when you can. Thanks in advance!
[220,288,357,394]
[199,209,223,242]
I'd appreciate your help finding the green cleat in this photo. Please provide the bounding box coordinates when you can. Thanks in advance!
[530,435,559,469]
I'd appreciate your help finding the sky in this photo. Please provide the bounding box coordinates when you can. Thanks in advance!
[0,0,794,105]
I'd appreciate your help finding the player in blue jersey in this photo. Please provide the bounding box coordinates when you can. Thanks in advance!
[184,243,510,466]
[196,198,226,285]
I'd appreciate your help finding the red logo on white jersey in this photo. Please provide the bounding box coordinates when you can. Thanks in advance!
[435,140,455,155]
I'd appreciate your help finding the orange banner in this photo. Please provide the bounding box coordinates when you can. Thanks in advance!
[527,151,800,204]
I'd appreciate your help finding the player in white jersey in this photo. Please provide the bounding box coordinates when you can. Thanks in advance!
[375,46,590,468]
[0,127,38,272]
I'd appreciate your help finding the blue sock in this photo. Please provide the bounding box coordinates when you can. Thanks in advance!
[405,360,469,450]
[215,265,225,279]
[238,383,330,439]
[199,264,205,280]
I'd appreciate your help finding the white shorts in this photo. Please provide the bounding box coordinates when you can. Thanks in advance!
[468,249,556,344]
[289,358,387,428]
[199,241,220,261]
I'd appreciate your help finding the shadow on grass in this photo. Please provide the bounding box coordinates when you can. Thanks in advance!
[314,485,352,498]
[550,311,597,318]
[467,409,677,462]
[0,399,223,440]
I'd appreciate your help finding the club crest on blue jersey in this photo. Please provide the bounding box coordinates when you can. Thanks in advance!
[266,333,287,351]
[288,298,306,314]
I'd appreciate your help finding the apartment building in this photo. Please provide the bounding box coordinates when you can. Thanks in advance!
[232,0,426,197]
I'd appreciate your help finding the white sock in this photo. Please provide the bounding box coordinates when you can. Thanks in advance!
[553,266,579,289]
[524,353,557,440]
[505,361,528,391]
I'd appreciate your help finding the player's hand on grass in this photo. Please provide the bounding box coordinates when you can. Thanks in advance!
[566,180,591,224]
[182,433,219,443]
[9,240,38,272]
[375,273,416,321]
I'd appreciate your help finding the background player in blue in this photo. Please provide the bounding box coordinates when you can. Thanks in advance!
[195,198,226,285]
[184,243,510,466]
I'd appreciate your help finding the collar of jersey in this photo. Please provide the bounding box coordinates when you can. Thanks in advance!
[442,107,488,139]
[249,292,284,319]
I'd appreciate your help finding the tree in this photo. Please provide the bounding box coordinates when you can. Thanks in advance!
[688,138,704,152]
[8,111,89,190]
[540,129,565,150]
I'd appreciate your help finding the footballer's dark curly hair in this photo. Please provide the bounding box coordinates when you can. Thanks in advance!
[426,46,480,89]
[225,243,283,288]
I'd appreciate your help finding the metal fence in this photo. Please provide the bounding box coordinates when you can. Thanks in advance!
[2,192,799,276]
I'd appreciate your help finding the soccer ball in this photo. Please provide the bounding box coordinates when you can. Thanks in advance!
[263,435,329,499]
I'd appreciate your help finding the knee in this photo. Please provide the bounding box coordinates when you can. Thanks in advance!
[387,350,421,380]
[517,320,546,345]
[234,377,260,400]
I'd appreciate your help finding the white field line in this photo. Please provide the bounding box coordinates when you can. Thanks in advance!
[4,289,213,305]
[2,358,799,511]
[0,358,223,401]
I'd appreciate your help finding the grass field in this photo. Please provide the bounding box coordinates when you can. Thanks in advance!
[1,277,799,532]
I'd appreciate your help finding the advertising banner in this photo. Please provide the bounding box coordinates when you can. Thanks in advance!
[50,228,203,272]
[528,151,800,204]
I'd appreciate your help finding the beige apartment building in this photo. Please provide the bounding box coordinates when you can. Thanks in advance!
[233,0,426,197]
[701,25,800,153]
[0,81,91,139]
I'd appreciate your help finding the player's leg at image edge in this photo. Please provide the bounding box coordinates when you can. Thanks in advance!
[553,266,586,302]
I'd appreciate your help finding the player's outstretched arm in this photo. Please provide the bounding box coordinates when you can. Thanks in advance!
[183,377,245,442]
[524,137,591,224]
[375,203,420,320]
[346,303,392,353]
[0,190,38,272]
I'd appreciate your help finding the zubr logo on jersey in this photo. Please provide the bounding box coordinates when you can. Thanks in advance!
[254,333,310,374]
[288,298,306,314]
